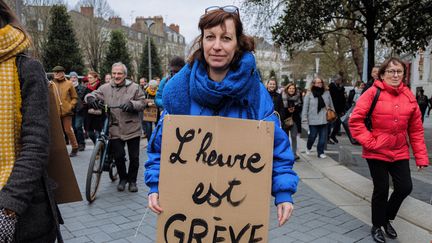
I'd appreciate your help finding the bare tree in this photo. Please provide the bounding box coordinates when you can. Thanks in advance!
[22,0,65,58]
[71,0,114,72]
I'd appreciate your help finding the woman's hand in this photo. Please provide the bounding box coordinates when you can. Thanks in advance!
[277,202,294,226]
[417,165,427,171]
[148,193,163,214]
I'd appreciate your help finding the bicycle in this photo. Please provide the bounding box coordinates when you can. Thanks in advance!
[85,105,120,203]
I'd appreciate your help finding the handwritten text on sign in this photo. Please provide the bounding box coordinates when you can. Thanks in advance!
[157,115,274,242]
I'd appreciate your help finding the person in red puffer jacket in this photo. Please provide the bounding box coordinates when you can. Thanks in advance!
[349,57,429,243]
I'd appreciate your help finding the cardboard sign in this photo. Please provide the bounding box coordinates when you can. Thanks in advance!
[47,82,82,204]
[143,106,158,122]
[157,115,274,242]
[143,99,158,122]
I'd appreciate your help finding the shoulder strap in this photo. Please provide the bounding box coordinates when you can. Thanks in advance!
[366,87,381,119]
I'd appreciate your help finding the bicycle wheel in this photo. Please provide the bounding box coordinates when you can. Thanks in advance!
[109,160,118,182]
[86,141,104,203]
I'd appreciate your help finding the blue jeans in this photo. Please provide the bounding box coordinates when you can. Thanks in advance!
[144,121,153,142]
[73,114,85,146]
[307,124,328,156]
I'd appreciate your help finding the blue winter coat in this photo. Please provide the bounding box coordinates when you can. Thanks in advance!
[144,52,298,205]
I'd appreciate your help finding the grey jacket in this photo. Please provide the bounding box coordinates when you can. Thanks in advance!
[302,90,334,125]
[0,55,60,242]
[85,79,146,140]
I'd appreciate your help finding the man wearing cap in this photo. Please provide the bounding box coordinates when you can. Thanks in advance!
[51,66,79,157]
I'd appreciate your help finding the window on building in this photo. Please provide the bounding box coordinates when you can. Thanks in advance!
[37,19,44,31]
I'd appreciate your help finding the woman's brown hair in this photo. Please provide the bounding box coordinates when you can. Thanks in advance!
[284,82,297,94]
[87,71,100,80]
[188,8,255,70]
[0,0,32,42]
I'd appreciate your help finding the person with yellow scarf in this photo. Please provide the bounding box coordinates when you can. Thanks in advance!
[143,80,159,142]
[0,1,63,242]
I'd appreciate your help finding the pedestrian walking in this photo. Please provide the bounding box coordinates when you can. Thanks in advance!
[416,89,428,123]
[0,1,62,241]
[282,83,302,160]
[145,5,298,227]
[85,63,146,192]
[349,57,429,243]
[427,95,432,117]
[302,77,334,158]
[83,71,103,145]
[266,78,284,118]
[71,71,87,151]
[143,80,159,142]
[51,65,79,157]
[328,74,346,144]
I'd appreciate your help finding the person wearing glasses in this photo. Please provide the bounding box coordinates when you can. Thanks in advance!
[349,57,429,243]
[145,5,298,227]
[302,77,334,159]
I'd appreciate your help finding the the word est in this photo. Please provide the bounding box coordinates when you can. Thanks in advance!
[164,214,263,243]
[192,179,246,207]
[169,128,265,174]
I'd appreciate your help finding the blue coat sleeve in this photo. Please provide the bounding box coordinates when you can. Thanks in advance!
[265,112,299,205]
[144,110,166,194]
[259,85,298,205]
[155,77,167,109]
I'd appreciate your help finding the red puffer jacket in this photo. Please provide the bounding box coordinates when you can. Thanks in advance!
[349,81,429,166]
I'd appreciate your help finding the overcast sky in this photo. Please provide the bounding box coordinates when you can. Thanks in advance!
[67,0,243,43]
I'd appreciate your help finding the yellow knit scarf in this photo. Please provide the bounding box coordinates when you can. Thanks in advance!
[146,86,157,97]
[0,25,30,189]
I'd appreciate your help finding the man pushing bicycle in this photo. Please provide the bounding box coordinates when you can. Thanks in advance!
[85,62,146,192]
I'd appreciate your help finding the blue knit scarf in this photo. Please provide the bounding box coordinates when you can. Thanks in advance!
[163,52,262,119]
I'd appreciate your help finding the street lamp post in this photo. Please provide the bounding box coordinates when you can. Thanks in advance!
[145,19,154,81]
[311,50,324,77]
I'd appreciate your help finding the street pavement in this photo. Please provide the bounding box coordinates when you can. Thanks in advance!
[60,139,375,243]
[325,114,432,204]
[58,116,432,242]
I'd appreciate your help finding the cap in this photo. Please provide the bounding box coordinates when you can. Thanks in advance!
[52,66,65,72]
[69,71,78,77]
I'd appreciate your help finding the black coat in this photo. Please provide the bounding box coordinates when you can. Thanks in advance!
[0,54,61,242]
[329,82,346,114]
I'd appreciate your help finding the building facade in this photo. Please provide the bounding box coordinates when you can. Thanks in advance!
[21,5,186,79]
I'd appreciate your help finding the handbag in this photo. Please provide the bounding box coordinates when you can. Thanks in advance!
[88,108,102,115]
[326,108,337,122]
[283,116,294,129]
[341,105,359,145]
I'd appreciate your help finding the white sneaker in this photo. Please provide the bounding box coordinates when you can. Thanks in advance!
[305,149,311,155]
[319,154,327,159]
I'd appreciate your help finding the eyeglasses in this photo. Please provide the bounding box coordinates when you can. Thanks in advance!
[385,69,404,76]
[205,5,240,17]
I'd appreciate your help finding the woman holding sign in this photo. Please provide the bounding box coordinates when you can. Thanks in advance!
[145,5,298,227]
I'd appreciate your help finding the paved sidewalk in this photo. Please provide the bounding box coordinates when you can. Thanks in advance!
[325,114,432,204]
[296,135,432,243]
[60,140,374,243]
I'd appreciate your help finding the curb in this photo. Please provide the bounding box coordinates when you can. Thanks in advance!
[296,138,432,234]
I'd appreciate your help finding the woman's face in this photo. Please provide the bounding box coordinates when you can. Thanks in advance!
[267,80,276,92]
[287,85,296,95]
[313,78,323,88]
[87,75,97,84]
[381,61,404,87]
[203,18,238,74]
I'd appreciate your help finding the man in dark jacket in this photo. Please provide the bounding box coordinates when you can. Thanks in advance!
[328,74,346,143]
